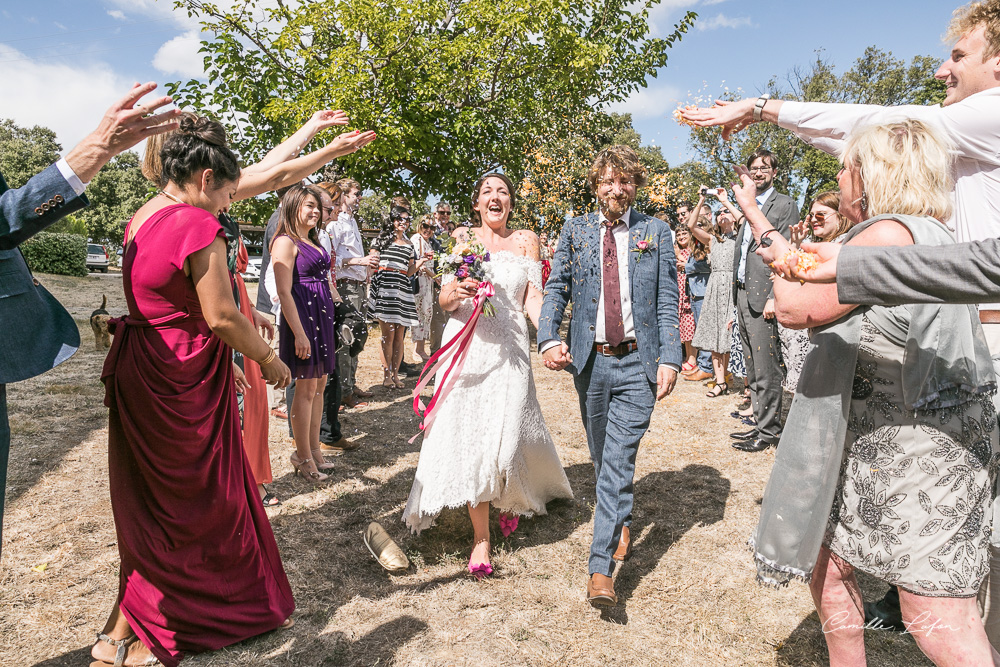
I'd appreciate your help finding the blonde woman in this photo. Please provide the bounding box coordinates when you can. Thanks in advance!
[410,216,438,363]
[742,119,999,666]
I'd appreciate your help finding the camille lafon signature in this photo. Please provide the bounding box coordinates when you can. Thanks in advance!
[822,610,958,637]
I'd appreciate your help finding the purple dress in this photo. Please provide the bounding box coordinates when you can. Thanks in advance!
[278,239,337,379]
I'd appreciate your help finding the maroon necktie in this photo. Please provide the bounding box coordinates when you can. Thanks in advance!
[603,221,625,347]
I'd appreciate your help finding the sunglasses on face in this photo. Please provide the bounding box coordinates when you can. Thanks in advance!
[420,223,433,229]
[807,212,835,222]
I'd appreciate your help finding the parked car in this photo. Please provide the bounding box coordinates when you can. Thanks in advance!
[87,243,109,273]
[242,256,262,282]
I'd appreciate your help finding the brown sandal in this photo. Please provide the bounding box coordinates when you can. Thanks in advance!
[94,633,161,666]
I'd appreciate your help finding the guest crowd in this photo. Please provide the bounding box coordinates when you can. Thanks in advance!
[5,2,1000,666]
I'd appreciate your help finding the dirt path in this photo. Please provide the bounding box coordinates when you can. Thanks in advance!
[0,273,931,666]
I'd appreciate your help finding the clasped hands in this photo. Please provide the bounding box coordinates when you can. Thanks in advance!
[542,343,572,371]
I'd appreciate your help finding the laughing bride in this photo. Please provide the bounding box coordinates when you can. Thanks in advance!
[402,172,573,578]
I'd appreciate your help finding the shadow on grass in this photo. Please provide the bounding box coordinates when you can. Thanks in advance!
[599,463,731,625]
[29,616,429,667]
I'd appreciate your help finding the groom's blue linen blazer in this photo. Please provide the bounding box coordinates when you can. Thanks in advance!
[537,209,681,384]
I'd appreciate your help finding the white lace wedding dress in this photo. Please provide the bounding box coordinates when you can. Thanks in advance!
[402,251,574,533]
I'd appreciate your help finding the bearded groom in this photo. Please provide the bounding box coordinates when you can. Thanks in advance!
[538,145,681,607]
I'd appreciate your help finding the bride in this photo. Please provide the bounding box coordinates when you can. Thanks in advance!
[402,173,573,577]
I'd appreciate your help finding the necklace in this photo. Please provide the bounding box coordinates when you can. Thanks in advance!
[160,190,189,206]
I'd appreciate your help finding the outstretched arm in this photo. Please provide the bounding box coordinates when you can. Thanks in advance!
[235,129,377,201]
[832,239,1000,306]
[242,110,349,175]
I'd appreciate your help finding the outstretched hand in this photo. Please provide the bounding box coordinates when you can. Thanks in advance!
[788,241,841,283]
[680,99,756,140]
[66,82,181,182]
[542,342,573,371]
[332,129,378,155]
[309,109,350,132]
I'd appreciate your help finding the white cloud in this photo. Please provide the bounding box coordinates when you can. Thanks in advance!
[696,13,755,30]
[107,10,127,21]
[0,45,137,155]
[152,31,205,79]
[606,82,685,121]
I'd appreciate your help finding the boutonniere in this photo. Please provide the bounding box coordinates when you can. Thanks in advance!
[631,235,655,261]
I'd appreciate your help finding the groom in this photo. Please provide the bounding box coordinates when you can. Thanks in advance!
[538,145,681,606]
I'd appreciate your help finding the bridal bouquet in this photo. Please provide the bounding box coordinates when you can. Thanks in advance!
[436,240,496,316]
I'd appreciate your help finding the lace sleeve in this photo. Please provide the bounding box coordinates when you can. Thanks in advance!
[525,260,544,292]
[442,273,456,287]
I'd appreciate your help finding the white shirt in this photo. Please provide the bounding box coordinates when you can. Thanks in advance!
[595,208,636,345]
[778,90,1000,307]
[328,211,367,282]
[318,228,333,257]
[737,187,773,283]
[55,158,87,194]
[410,233,436,277]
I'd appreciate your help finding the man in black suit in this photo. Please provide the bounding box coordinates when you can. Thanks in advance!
[730,149,798,453]
[0,83,179,555]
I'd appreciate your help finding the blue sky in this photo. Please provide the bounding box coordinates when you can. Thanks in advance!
[0,0,955,172]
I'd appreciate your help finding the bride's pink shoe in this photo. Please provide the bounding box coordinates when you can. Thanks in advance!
[467,561,494,580]
[499,513,519,537]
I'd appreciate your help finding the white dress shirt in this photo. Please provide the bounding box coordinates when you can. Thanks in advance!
[778,90,1000,307]
[595,208,636,345]
[328,211,367,282]
[55,158,86,195]
[736,187,773,284]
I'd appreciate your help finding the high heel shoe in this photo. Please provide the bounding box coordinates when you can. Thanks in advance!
[467,538,493,580]
[706,382,729,398]
[290,454,328,483]
[311,449,335,471]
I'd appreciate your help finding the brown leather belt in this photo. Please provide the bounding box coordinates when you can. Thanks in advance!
[377,267,408,275]
[594,341,638,356]
[980,310,1000,324]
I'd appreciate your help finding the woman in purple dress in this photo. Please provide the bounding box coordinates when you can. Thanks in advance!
[272,184,338,483]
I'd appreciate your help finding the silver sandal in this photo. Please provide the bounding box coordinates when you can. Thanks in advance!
[94,632,162,666]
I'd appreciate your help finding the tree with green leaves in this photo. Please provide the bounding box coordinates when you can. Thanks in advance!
[168,0,697,223]
[76,152,153,247]
[685,48,943,212]
[0,119,61,189]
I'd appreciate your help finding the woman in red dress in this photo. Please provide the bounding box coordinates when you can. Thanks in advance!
[91,116,294,667]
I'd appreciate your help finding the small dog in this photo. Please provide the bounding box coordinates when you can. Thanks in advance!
[90,294,111,351]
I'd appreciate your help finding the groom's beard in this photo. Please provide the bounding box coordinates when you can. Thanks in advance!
[599,194,633,219]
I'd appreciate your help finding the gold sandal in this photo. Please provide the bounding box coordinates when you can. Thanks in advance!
[94,632,161,666]
[290,454,328,483]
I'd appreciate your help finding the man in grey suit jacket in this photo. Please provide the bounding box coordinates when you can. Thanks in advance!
[538,145,680,607]
[730,149,797,452]
[0,83,179,555]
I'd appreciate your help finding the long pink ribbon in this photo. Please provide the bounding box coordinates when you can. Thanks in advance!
[410,281,495,443]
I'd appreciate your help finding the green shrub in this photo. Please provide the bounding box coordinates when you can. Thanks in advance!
[20,232,87,276]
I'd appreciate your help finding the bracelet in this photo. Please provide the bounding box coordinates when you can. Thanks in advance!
[759,229,779,248]
[753,94,771,123]
[259,348,276,366]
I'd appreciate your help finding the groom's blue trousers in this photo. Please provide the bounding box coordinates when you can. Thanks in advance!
[574,349,656,577]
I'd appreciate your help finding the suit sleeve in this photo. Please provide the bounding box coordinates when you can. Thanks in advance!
[0,164,88,250]
[656,222,682,367]
[537,220,574,349]
[837,239,1000,305]
[763,197,798,299]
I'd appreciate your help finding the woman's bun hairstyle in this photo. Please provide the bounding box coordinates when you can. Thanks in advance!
[160,115,240,189]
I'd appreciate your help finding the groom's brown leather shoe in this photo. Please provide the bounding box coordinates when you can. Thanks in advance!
[612,526,632,562]
[587,573,617,607]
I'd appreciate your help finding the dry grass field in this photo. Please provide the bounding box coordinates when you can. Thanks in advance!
[0,272,933,666]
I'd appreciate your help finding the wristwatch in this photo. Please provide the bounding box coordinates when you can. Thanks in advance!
[753,94,771,123]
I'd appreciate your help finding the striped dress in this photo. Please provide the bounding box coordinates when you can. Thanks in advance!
[370,241,419,326]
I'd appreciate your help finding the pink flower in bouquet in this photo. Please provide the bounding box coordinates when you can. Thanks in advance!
[455,266,469,279]
[499,512,519,537]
